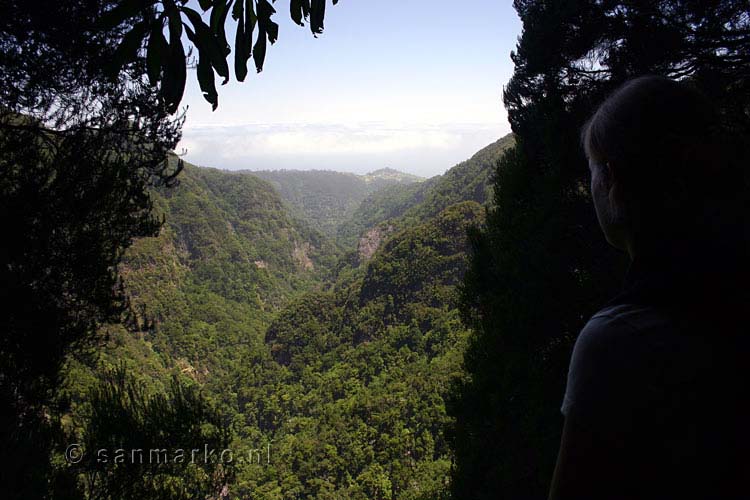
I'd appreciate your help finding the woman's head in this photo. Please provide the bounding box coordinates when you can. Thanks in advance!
[581,75,732,257]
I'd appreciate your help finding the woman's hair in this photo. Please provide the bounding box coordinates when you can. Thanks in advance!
[581,75,739,237]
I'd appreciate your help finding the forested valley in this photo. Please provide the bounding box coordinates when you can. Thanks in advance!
[58,136,514,499]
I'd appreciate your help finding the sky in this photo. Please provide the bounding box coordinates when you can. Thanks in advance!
[177,0,522,177]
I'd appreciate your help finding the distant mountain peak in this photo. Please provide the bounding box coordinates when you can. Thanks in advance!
[363,168,423,183]
[366,167,400,175]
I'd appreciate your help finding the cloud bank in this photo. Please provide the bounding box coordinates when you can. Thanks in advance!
[178,121,509,177]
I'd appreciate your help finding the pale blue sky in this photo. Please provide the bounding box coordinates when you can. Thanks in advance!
[177,0,521,177]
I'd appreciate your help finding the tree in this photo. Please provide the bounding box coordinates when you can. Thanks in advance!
[0,0,340,497]
[69,367,233,500]
[1,1,183,496]
[1,1,339,495]
[449,1,749,498]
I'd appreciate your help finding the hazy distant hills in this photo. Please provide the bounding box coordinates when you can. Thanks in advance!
[249,135,514,251]
[250,167,424,238]
[337,134,515,248]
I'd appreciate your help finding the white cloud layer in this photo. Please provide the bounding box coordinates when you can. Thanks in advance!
[178,121,509,177]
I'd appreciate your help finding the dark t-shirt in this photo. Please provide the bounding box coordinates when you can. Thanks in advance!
[561,303,748,496]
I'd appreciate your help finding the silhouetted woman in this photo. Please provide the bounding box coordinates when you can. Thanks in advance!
[549,76,748,499]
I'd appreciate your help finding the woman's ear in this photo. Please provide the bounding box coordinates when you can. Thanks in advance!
[603,161,615,185]
[604,161,627,222]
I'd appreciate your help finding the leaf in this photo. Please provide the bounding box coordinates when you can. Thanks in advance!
[231,0,243,20]
[252,26,267,73]
[233,2,249,81]
[181,6,230,83]
[162,5,186,113]
[310,0,325,35]
[290,0,305,26]
[210,0,233,56]
[244,0,257,74]
[146,23,169,86]
[254,0,277,72]
[267,19,279,44]
[167,3,183,39]
[162,40,186,114]
[197,55,219,110]
[185,26,218,110]
[106,21,148,77]
[198,0,213,10]
[300,0,311,19]
[246,0,257,29]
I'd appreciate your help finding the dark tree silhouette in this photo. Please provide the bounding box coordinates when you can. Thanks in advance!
[1,1,339,496]
[1,1,182,496]
[73,366,233,500]
[449,1,749,498]
[102,0,339,111]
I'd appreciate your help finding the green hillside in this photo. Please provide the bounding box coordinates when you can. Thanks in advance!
[260,201,484,498]
[337,135,514,248]
[63,160,340,410]
[251,168,424,238]
[62,137,510,499]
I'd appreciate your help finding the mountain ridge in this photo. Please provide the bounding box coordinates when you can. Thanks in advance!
[336,134,515,249]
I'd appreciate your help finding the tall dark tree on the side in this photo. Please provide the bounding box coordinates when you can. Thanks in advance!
[2,1,339,496]
[0,2,182,496]
[449,1,749,498]
[1,0,342,495]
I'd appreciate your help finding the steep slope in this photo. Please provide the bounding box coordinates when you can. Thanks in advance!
[337,134,514,248]
[127,162,338,310]
[251,168,424,238]
[248,138,514,497]
[65,161,340,406]
[261,202,484,499]
[335,181,429,249]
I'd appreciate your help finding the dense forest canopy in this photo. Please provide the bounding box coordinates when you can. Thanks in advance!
[250,168,424,239]
[57,142,511,498]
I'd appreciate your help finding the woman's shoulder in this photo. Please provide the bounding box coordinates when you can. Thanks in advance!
[562,303,698,420]
[572,303,677,357]
[588,303,675,335]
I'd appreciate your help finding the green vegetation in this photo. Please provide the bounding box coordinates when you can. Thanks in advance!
[71,367,233,500]
[337,136,514,248]
[5,0,747,497]
[1,3,183,495]
[60,138,508,498]
[255,202,483,499]
[251,168,423,239]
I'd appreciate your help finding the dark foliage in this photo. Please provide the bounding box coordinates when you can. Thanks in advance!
[1,1,183,496]
[70,367,233,499]
[101,0,340,111]
[449,1,749,498]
